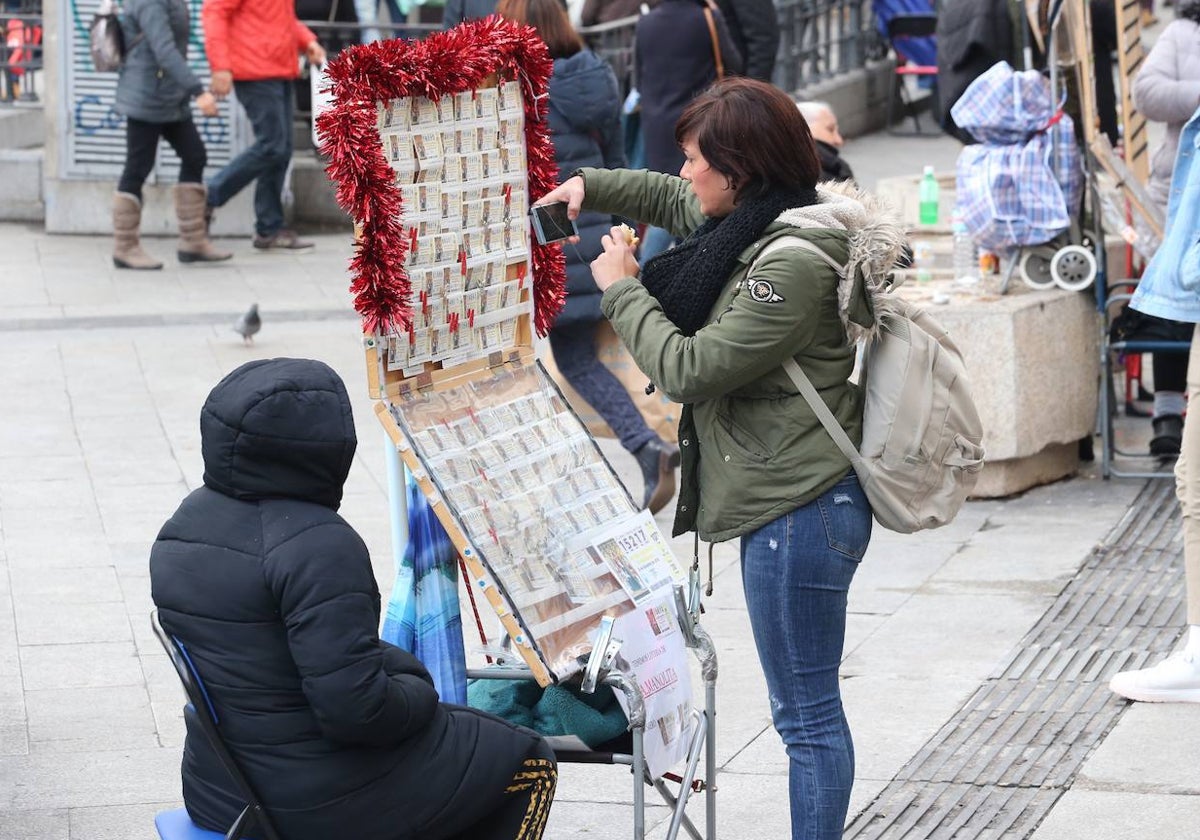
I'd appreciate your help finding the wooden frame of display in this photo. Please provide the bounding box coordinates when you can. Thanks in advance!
[319,23,649,687]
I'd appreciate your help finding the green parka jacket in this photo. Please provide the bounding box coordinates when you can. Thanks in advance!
[580,167,903,542]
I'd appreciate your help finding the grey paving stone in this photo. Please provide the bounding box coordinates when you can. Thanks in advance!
[1,531,112,570]
[0,723,30,757]
[0,456,90,485]
[19,642,145,691]
[8,567,123,605]
[14,601,133,646]
[0,747,180,810]
[1075,702,1200,793]
[1030,790,1200,840]
[543,799,672,839]
[0,808,68,840]
[25,686,157,754]
[68,802,170,840]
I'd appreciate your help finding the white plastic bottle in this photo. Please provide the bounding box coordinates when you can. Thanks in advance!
[951,209,978,284]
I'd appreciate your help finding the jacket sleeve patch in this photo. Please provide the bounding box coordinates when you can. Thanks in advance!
[748,279,785,303]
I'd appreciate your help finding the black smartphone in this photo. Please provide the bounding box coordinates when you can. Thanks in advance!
[529,202,579,245]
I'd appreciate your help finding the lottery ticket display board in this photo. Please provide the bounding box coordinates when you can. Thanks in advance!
[320,21,687,689]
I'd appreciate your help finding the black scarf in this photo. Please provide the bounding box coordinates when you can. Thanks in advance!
[640,186,819,337]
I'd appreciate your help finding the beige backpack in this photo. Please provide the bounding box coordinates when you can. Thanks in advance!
[755,236,986,533]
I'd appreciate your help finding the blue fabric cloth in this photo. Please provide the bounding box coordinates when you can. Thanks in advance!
[951,62,1082,254]
[207,79,293,237]
[874,0,937,67]
[381,473,467,705]
[739,473,871,840]
[1132,106,1200,324]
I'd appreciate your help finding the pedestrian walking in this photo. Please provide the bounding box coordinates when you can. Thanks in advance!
[496,0,679,512]
[112,0,230,269]
[1110,106,1200,705]
[635,0,741,259]
[201,0,326,250]
[713,0,778,81]
[150,357,558,840]
[536,77,906,839]
[1126,1,1200,456]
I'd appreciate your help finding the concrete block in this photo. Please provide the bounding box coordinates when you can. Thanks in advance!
[971,441,1080,498]
[291,153,354,229]
[891,281,1099,496]
[0,148,45,222]
[0,106,44,150]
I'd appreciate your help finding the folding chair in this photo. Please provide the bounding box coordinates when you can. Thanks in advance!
[151,611,283,840]
[1097,282,1191,480]
[468,583,718,840]
[885,13,939,135]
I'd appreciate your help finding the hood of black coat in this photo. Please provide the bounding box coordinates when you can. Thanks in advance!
[549,49,621,134]
[200,358,357,510]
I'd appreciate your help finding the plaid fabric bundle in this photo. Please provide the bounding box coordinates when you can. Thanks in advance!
[951,61,1082,254]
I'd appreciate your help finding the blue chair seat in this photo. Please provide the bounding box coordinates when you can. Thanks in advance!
[155,807,231,840]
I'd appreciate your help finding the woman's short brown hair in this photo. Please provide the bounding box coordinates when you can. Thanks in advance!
[495,0,585,59]
[675,77,822,201]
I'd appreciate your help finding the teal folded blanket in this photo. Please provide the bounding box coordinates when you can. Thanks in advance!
[467,677,629,748]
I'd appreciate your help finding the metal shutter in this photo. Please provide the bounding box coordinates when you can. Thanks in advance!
[62,0,248,180]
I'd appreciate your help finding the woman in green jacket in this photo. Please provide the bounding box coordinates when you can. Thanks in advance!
[536,77,904,840]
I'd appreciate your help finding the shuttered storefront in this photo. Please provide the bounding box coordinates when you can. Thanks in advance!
[62,0,247,180]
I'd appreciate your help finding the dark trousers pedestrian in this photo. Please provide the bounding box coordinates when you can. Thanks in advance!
[207,79,293,238]
[118,116,207,199]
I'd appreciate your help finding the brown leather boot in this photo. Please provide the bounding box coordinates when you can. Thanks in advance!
[112,192,163,270]
[636,438,681,515]
[174,183,232,263]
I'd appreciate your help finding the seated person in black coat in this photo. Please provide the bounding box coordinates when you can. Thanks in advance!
[796,100,855,184]
[150,357,556,840]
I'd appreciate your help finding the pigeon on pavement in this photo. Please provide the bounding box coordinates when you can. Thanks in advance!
[234,303,261,345]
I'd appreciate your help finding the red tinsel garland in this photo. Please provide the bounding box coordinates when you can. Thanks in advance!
[316,17,567,336]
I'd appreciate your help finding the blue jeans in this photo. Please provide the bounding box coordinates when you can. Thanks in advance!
[640,226,678,262]
[207,80,294,238]
[740,473,872,840]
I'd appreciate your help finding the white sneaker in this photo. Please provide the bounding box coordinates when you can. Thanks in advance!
[1110,650,1200,703]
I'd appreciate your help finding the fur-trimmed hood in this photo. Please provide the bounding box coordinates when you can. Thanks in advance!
[771,181,908,343]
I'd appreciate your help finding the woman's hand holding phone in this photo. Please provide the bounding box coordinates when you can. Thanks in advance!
[532,176,586,244]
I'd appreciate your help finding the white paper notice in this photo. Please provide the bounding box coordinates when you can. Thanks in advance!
[612,597,695,778]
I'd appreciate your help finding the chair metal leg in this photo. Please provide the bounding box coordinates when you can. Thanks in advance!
[632,727,646,840]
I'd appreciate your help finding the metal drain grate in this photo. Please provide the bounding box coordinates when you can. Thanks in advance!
[845,480,1184,839]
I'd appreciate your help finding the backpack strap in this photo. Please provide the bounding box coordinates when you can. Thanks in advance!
[749,235,865,471]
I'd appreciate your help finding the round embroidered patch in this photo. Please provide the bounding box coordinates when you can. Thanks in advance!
[749,280,784,303]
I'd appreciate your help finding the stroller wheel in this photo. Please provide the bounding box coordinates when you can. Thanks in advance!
[1051,245,1097,291]
[1019,250,1056,290]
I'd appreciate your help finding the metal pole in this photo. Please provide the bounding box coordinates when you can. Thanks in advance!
[705,678,717,840]
[384,430,410,571]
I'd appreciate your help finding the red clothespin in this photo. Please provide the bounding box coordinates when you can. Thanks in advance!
[503,182,513,204]
[408,326,416,345]
[517,263,527,289]
[468,308,476,328]
[409,227,418,250]
[459,249,468,275]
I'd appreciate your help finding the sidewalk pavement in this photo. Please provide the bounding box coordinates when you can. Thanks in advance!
[0,133,1197,839]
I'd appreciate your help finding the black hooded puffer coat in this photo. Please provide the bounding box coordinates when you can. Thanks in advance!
[150,358,546,840]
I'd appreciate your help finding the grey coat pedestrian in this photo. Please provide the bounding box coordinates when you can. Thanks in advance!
[1132,18,1200,209]
[115,0,204,124]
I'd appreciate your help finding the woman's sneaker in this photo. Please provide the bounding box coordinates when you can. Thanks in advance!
[253,229,314,251]
[1110,650,1200,703]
